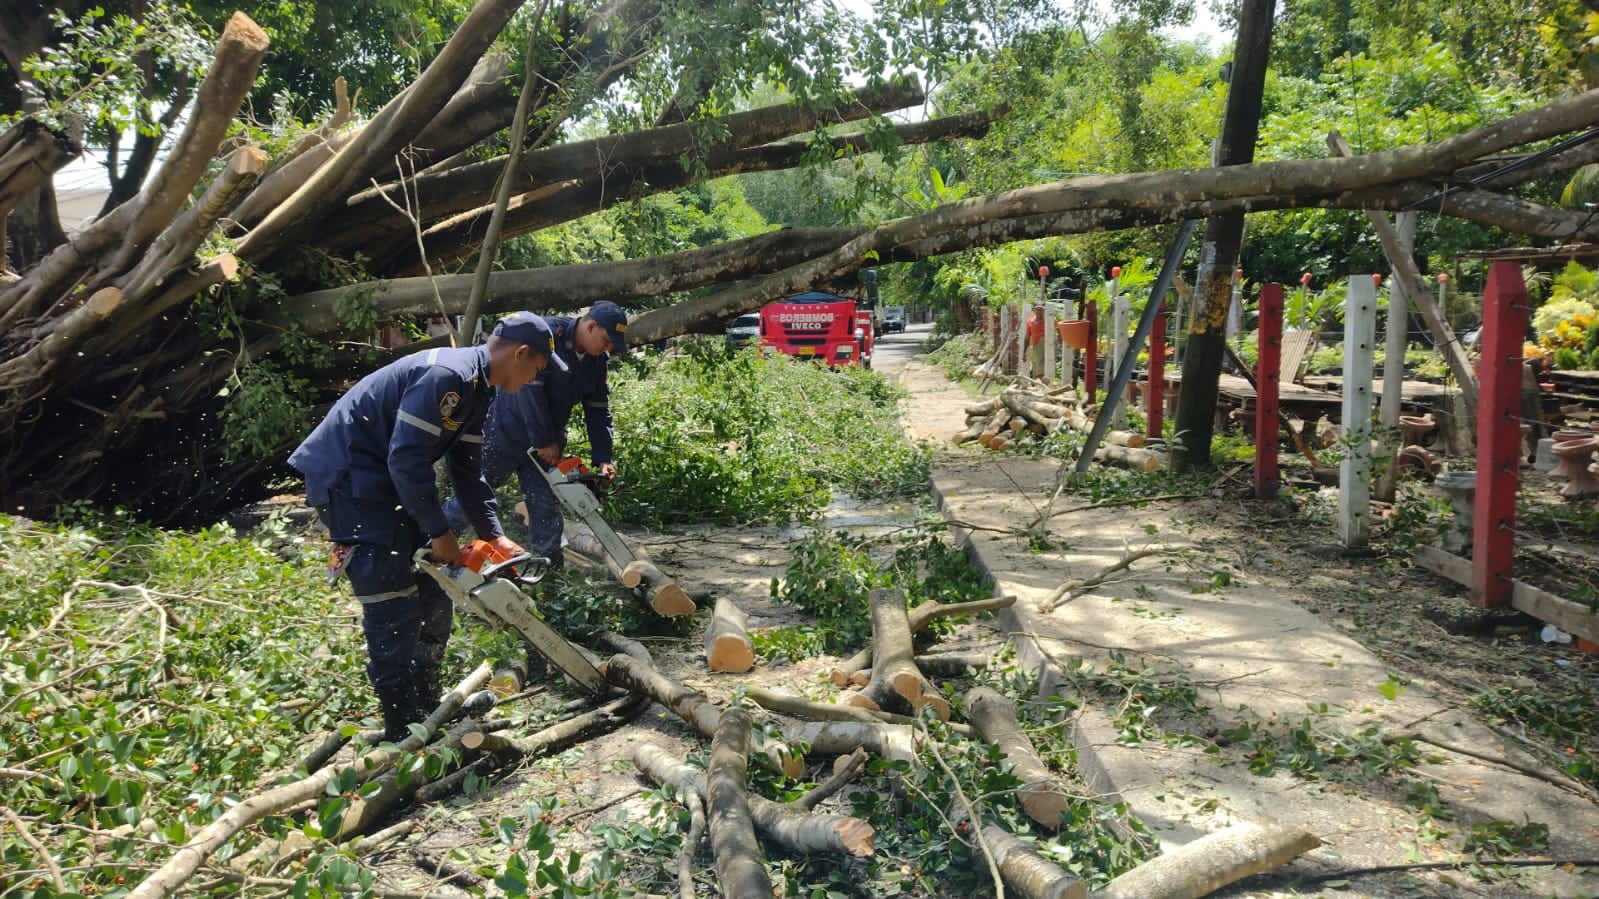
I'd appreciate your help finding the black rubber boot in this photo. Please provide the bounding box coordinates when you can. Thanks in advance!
[375,682,419,743]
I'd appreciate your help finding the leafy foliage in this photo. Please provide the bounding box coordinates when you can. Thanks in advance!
[602,342,930,525]
[0,511,375,895]
[766,524,991,656]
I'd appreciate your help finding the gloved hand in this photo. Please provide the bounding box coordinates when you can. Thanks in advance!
[536,443,561,465]
[429,531,462,566]
[485,535,524,559]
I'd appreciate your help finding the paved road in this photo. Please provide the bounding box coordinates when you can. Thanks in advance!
[871,321,930,377]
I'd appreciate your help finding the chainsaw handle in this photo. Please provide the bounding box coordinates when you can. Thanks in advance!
[481,552,548,582]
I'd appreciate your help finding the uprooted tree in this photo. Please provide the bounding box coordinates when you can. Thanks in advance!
[5,0,1599,521]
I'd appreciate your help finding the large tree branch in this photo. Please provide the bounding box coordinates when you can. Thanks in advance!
[348,76,922,224]
[268,226,855,334]
[333,78,927,262]
[234,0,528,262]
[0,119,80,240]
[388,106,995,273]
[103,14,267,277]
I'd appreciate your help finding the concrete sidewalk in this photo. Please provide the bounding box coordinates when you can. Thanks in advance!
[901,360,1599,897]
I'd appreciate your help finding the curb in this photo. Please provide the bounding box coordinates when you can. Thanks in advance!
[931,473,1138,818]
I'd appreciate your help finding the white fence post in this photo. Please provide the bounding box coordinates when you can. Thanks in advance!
[1339,275,1378,548]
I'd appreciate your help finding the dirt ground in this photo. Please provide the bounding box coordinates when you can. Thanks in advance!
[895,345,1599,899]
[304,330,1598,897]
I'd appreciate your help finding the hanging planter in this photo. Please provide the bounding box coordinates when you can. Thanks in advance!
[1057,319,1092,350]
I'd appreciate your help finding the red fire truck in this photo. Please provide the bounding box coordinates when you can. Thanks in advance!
[759,290,874,368]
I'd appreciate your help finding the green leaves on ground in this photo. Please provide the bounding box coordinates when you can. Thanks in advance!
[603,342,930,525]
[764,524,990,658]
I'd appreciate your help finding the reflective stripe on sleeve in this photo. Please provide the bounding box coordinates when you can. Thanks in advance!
[459,433,484,444]
[397,409,443,436]
[426,348,441,365]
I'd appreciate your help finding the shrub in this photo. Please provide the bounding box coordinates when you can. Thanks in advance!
[599,342,930,525]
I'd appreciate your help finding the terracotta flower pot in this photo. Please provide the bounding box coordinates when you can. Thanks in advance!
[1552,436,1599,487]
[1056,319,1092,350]
[1397,414,1436,447]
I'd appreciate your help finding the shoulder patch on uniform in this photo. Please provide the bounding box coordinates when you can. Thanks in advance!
[439,391,463,431]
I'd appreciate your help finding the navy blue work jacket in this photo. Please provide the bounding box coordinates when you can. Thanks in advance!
[288,346,504,541]
[487,316,614,465]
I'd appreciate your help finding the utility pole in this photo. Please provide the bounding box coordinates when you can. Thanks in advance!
[1173,0,1276,469]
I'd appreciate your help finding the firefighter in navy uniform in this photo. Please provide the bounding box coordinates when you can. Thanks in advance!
[289,312,567,739]
[444,302,628,566]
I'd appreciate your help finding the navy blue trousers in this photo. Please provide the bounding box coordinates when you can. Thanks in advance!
[317,487,452,692]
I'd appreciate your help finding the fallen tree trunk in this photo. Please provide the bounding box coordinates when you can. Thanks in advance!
[563,522,693,616]
[0,120,80,267]
[967,687,1073,830]
[706,708,775,899]
[600,653,802,776]
[748,685,975,737]
[634,742,876,859]
[781,719,917,765]
[1092,820,1320,899]
[846,589,949,721]
[983,824,1088,899]
[851,651,990,683]
[126,663,491,899]
[704,597,755,673]
[829,595,1016,687]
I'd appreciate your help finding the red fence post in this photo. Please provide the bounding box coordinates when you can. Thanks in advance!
[1255,284,1284,499]
[1474,261,1527,608]
[1147,301,1166,439]
[1084,300,1099,403]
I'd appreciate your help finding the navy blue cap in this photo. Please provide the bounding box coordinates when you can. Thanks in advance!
[493,311,568,371]
[586,301,629,354]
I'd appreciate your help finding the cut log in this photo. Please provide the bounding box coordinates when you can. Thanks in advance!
[633,743,708,899]
[1002,391,1061,433]
[704,597,755,673]
[966,687,1072,830]
[106,12,270,276]
[781,719,917,766]
[747,685,975,737]
[965,397,1003,416]
[706,708,775,899]
[846,589,949,721]
[600,653,802,777]
[1093,820,1320,899]
[1094,444,1164,472]
[634,558,696,617]
[982,824,1087,899]
[829,594,1016,687]
[489,650,535,696]
[125,663,490,899]
[119,146,268,299]
[565,522,693,616]
[634,742,875,860]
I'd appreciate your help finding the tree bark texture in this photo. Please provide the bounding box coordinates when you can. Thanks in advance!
[966,687,1073,830]
[983,824,1088,899]
[704,597,755,673]
[707,708,776,899]
[634,742,876,859]
[1092,820,1320,899]
[600,653,802,776]
[1174,0,1276,469]
[830,595,1016,687]
[846,589,950,721]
